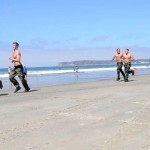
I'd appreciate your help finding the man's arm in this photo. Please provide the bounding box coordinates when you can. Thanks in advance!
[130,54,135,61]
[112,54,116,60]
[122,54,125,62]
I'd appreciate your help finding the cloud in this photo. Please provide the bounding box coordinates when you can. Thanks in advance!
[119,34,143,40]
[66,37,79,44]
[30,38,49,48]
[51,40,62,45]
[51,37,79,45]
[0,41,11,50]
[21,38,50,51]
[31,38,49,45]
[91,35,109,42]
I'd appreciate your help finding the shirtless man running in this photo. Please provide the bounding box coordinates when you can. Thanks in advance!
[123,49,134,82]
[112,48,125,81]
[9,42,30,93]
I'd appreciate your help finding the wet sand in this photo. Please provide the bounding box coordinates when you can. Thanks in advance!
[0,75,150,150]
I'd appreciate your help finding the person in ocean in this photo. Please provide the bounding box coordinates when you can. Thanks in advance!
[74,66,78,73]
[112,48,125,81]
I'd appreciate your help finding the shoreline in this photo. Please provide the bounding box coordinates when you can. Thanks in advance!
[1,73,149,92]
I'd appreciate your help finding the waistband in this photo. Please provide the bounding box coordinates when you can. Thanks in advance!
[125,62,131,65]
[14,65,23,69]
[117,62,123,64]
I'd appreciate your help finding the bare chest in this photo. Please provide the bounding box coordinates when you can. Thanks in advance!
[124,54,131,59]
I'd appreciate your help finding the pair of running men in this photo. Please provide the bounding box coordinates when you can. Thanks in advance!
[112,48,134,82]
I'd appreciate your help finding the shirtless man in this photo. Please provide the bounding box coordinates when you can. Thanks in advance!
[123,49,134,82]
[112,48,125,81]
[9,42,30,93]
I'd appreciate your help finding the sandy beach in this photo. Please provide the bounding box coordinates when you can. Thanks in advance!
[0,75,150,150]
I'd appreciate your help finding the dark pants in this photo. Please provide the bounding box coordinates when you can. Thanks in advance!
[0,80,3,89]
[124,63,133,80]
[9,65,30,90]
[117,62,125,79]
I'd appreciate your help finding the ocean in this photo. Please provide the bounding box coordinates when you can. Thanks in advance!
[0,63,150,90]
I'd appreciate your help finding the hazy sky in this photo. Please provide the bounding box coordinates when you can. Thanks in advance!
[0,0,150,67]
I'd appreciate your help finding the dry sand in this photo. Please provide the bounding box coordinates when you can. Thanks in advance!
[0,75,150,150]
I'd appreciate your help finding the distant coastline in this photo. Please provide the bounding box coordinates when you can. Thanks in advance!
[58,59,150,66]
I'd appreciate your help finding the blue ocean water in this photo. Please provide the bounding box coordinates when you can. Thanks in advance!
[0,63,150,90]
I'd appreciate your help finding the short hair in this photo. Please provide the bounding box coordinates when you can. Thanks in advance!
[13,42,19,47]
[126,49,129,51]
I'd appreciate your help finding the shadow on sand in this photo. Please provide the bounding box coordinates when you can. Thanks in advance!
[19,89,40,94]
[120,79,135,82]
[28,89,39,92]
[0,93,9,96]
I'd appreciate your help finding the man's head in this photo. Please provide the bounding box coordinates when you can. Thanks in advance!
[116,48,120,54]
[12,42,19,50]
[125,49,129,54]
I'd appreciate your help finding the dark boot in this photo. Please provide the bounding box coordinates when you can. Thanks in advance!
[116,71,120,81]
[116,78,120,81]
[14,86,21,93]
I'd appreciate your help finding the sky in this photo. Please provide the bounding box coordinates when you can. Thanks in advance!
[0,0,150,67]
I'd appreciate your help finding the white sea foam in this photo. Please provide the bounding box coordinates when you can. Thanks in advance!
[0,74,9,78]
[27,67,117,76]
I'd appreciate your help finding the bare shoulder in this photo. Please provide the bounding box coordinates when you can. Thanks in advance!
[129,53,133,57]
[114,53,117,56]
[130,53,134,56]
[113,53,117,58]
[123,54,126,57]
[16,50,21,55]
[115,53,119,57]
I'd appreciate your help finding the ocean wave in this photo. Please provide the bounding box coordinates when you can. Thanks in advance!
[0,74,9,78]
[27,67,117,76]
